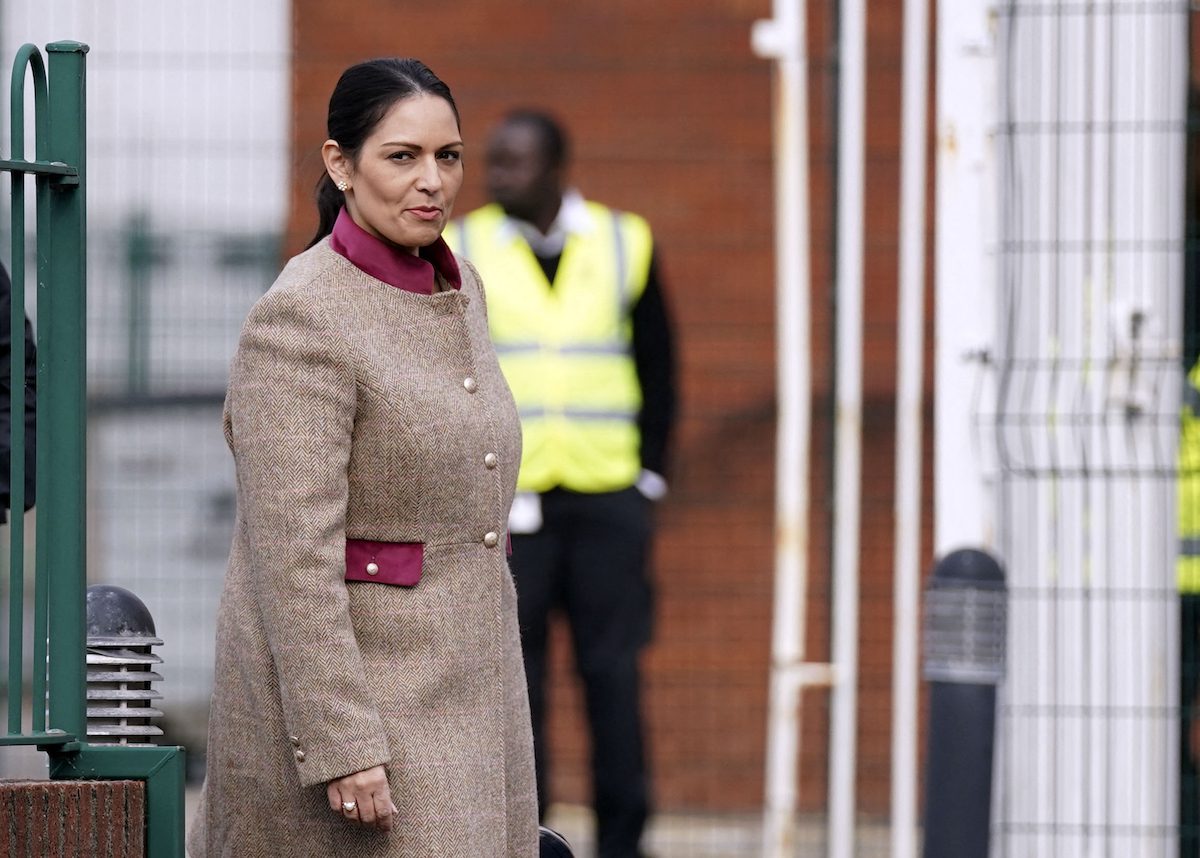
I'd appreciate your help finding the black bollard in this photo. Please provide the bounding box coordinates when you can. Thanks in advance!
[538,825,574,857]
[921,548,1007,858]
[85,584,166,744]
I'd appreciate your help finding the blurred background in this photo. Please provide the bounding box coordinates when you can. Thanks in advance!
[0,1,1198,856]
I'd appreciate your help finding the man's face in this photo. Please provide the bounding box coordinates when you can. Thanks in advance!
[484,121,561,223]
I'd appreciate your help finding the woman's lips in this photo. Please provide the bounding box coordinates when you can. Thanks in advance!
[406,207,442,222]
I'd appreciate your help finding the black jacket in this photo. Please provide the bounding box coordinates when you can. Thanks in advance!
[0,264,36,523]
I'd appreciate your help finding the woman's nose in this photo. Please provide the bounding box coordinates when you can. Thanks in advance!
[415,157,442,192]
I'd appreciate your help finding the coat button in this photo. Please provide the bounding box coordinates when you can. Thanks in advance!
[288,735,300,746]
[484,452,498,469]
[366,562,379,575]
[463,377,478,393]
[294,749,306,762]
[483,531,499,548]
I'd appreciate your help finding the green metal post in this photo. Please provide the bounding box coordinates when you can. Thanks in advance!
[26,46,52,736]
[51,744,187,857]
[124,211,152,393]
[5,43,45,735]
[40,40,87,740]
[0,38,187,857]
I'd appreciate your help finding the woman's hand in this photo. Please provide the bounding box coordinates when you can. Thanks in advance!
[327,764,398,831]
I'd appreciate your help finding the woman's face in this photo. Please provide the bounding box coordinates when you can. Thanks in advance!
[328,94,464,253]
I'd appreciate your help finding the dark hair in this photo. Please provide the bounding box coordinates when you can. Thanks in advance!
[500,109,569,170]
[308,58,460,249]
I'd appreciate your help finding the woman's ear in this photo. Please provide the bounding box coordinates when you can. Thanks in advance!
[321,140,352,190]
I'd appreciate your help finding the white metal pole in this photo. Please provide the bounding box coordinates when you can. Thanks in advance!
[933,0,994,556]
[828,0,866,853]
[751,1,815,854]
[890,0,930,852]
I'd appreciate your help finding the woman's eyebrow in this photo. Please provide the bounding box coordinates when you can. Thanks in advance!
[378,139,464,149]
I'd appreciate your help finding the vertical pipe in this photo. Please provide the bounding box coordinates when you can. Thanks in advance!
[42,41,87,739]
[933,0,994,558]
[5,155,20,736]
[30,51,51,736]
[751,1,814,854]
[891,0,931,851]
[6,44,44,735]
[124,212,151,394]
[828,0,867,853]
[5,46,34,735]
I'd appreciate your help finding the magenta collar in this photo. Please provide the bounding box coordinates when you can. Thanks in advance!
[329,207,461,294]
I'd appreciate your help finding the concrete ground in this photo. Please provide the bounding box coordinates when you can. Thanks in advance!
[543,803,891,858]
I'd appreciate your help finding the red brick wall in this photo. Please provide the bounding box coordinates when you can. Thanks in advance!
[0,780,145,856]
[289,0,930,817]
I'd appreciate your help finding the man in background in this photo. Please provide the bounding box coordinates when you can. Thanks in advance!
[0,263,36,524]
[448,109,677,858]
[1180,84,1200,858]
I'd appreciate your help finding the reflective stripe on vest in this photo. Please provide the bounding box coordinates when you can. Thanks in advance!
[448,202,654,493]
[494,342,630,356]
[1179,362,1200,593]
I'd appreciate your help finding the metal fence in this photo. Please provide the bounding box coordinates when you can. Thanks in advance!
[0,37,191,856]
[985,1,1188,854]
[0,0,291,774]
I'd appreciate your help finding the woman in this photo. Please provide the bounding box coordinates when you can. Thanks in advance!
[187,58,538,857]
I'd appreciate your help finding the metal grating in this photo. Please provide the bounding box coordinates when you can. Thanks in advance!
[985,1,1189,855]
[0,0,290,775]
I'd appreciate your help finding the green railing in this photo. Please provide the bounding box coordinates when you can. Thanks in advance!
[0,42,185,856]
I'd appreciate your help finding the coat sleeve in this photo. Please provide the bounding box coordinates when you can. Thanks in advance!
[631,250,677,480]
[225,285,389,787]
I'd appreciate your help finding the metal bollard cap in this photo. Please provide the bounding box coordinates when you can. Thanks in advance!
[85,584,163,647]
[930,547,1005,587]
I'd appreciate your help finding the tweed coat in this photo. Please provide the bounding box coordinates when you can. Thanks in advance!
[187,239,538,857]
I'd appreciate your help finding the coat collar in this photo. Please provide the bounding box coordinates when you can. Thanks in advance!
[330,207,461,293]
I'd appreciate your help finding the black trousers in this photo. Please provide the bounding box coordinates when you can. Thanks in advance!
[510,486,653,858]
[1184,595,1200,858]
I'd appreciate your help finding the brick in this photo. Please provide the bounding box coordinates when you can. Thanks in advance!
[126,779,145,856]
[0,780,144,857]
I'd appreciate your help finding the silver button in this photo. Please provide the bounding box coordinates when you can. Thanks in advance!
[483,531,499,548]
[366,562,379,576]
[294,749,306,762]
[463,377,478,393]
[484,452,498,469]
[288,735,300,746]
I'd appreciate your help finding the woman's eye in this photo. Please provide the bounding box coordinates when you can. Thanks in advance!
[438,150,462,163]
[390,151,415,161]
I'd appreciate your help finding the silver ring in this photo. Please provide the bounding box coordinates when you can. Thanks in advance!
[342,800,357,813]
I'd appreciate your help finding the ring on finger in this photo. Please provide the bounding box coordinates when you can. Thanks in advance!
[342,800,357,813]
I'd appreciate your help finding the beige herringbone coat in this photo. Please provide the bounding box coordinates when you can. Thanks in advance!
[187,240,537,857]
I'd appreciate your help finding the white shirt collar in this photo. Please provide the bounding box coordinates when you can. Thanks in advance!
[500,189,592,257]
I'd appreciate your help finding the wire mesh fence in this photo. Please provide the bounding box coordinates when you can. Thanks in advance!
[982,1,1190,855]
[0,0,290,777]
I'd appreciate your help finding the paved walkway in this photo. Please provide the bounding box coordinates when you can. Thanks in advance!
[543,804,891,858]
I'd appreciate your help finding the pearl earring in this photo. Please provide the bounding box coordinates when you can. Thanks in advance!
[335,179,348,192]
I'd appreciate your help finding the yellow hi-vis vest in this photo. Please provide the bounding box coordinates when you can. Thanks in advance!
[446,201,654,493]
[1181,362,1200,593]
